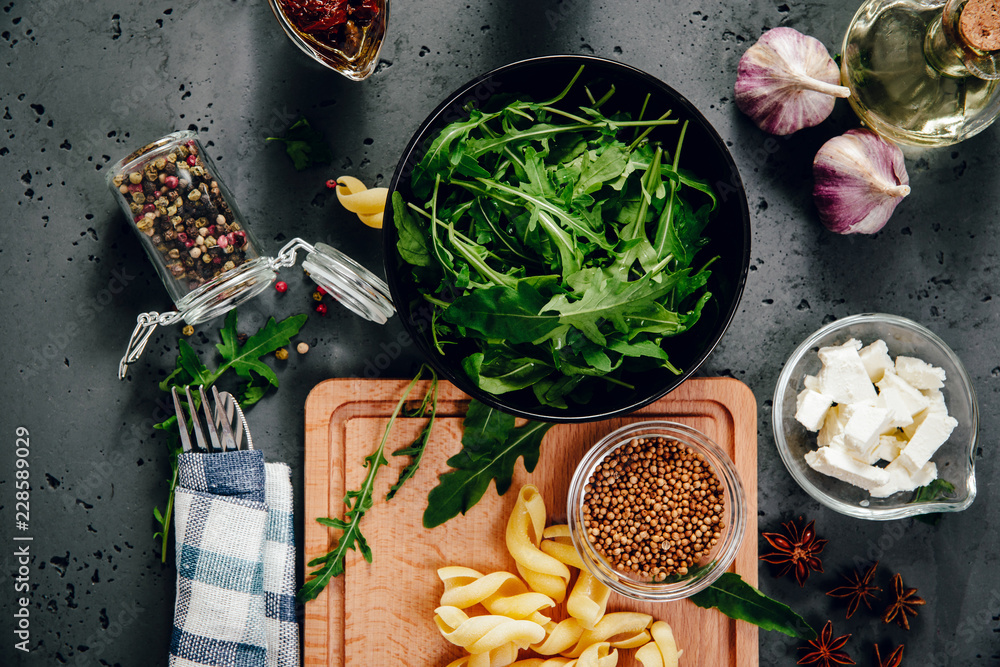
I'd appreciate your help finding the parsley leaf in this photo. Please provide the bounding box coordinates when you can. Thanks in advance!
[267,117,333,171]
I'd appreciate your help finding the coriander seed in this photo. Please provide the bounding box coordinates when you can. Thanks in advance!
[581,436,726,582]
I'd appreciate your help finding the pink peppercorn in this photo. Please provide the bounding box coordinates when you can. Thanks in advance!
[325,179,338,190]
[128,183,143,193]
[165,175,179,189]
[184,240,195,248]
[315,303,328,315]
[186,155,198,166]
[274,281,288,293]
[316,286,327,296]
[143,203,156,213]
[206,225,217,236]
[178,232,189,243]
[217,234,229,248]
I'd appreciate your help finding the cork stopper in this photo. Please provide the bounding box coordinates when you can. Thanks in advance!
[960,0,1000,52]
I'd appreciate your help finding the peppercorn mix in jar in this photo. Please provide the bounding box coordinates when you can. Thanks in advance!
[107,131,267,307]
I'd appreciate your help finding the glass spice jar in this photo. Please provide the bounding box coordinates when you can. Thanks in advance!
[108,130,394,378]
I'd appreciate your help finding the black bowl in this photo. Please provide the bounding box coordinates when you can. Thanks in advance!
[383,55,750,422]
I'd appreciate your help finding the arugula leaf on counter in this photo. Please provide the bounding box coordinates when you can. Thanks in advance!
[691,572,817,640]
[300,367,436,602]
[387,368,440,501]
[423,401,553,529]
[267,117,333,171]
[151,309,308,562]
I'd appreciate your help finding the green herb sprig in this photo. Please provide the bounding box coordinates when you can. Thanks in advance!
[299,365,438,602]
[152,309,308,561]
[267,117,333,171]
[423,400,553,528]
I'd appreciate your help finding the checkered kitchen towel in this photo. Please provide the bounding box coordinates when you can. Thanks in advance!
[170,450,299,667]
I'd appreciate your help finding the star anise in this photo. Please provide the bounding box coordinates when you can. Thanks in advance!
[874,643,904,667]
[760,516,828,586]
[798,620,855,666]
[883,572,925,630]
[827,561,881,619]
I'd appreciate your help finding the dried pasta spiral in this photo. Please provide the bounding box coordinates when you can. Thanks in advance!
[510,642,618,667]
[564,612,652,658]
[634,621,681,667]
[530,618,584,656]
[506,486,571,603]
[334,175,387,228]
[439,566,555,624]
[435,605,547,655]
[540,525,611,631]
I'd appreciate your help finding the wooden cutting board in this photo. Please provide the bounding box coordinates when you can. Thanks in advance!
[303,377,758,667]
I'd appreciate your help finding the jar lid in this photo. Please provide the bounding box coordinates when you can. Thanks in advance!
[119,237,395,378]
[302,242,394,324]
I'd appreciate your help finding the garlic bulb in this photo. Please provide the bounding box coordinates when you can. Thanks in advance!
[735,27,850,135]
[813,128,910,235]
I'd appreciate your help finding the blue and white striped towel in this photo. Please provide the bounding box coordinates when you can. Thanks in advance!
[170,451,299,667]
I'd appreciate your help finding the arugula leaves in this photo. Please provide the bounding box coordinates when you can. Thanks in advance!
[423,399,553,528]
[267,117,333,171]
[152,309,308,561]
[691,572,817,640]
[395,66,719,409]
[299,366,437,602]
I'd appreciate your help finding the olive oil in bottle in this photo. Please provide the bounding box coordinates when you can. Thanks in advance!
[842,0,1000,147]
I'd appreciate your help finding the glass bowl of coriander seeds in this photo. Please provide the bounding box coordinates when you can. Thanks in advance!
[567,421,747,601]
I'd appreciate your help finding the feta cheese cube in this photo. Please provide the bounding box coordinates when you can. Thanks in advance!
[898,413,958,470]
[805,446,891,490]
[874,435,905,462]
[843,405,893,461]
[795,389,834,432]
[859,339,894,383]
[869,459,938,497]
[876,371,929,419]
[817,340,878,405]
[817,405,846,447]
[875,383,918,430]
[895,356,946,390]
[803,375,820,391]
[922,388,948,416]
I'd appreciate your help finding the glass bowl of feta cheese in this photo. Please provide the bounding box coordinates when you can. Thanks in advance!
[772,313,978,520]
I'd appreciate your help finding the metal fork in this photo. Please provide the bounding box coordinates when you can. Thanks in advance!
[171,385,253,452]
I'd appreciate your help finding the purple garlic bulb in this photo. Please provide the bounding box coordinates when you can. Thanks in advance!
[813,128,911,235]
[735,27,850,135]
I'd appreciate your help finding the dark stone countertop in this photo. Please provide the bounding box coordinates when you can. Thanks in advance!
[1,1,998,665]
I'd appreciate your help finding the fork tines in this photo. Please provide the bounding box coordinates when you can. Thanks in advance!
[171,385,241,453]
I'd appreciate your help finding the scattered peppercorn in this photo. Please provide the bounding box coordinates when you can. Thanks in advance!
[582,436,726,581]
[297,342,310,354]
[315,303,328,315]
[275,348,289,360]
[316,286,327,296]
[325,179,338,189]
[182,325,194,336]
[275,281,288,293]
[312,290,324,302]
